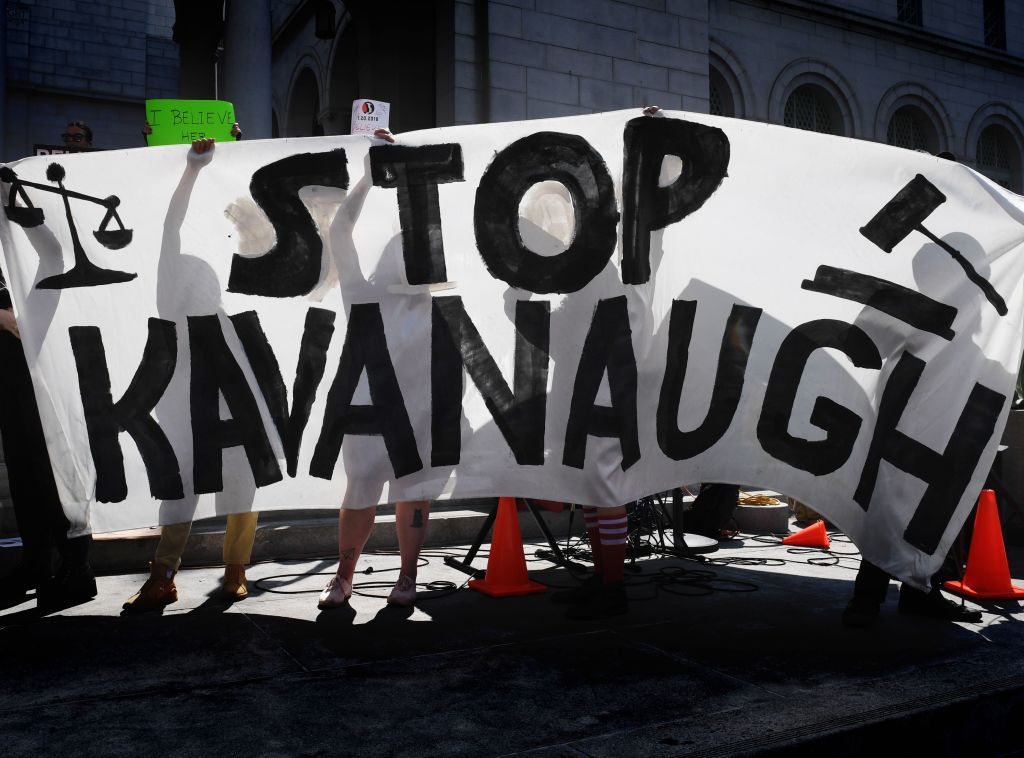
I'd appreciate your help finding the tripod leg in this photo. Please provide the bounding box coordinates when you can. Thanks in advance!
[443,499,499,576]
[524,499,569,566]
[671,488,685,546]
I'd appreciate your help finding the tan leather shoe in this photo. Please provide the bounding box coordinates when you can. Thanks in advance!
[123,562,177,612]
[318,574,352,609]
[387,575,417,607]
[222,563,248,600]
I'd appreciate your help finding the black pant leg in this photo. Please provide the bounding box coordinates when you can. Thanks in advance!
[0,331,70,581]
[852,559,891,606]
[688,483,740,536]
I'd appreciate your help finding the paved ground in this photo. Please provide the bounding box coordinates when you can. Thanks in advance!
[1,522,1023,757]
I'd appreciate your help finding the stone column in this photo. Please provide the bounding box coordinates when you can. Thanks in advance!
[0,2,11,531]
[223,0,273,140]
[172,1,221,99]
[0,0,7,160]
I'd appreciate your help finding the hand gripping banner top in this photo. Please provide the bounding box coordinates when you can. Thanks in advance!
[2,109,1024,589]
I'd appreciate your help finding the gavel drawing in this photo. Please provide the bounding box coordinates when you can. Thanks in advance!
[860,174,1007,316]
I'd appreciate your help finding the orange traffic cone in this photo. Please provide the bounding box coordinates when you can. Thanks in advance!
[469,497,547,597]
[782,519,830,549]
[944,490,1024,600]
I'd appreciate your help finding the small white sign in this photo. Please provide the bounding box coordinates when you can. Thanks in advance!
[350,99,390,135]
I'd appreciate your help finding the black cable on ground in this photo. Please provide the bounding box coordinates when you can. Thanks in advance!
[254,556,468,601]
[254,498,876,606]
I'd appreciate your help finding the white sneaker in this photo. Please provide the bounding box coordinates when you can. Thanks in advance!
[387,575,417,607]
[318,575,352,609]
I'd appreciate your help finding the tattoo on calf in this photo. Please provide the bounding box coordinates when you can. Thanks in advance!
[411,508,424,528]
[340,547,356,561]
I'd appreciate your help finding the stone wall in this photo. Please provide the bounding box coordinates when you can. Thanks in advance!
[3,0,177,161]
[708,0,1024,189]
[452,0,710,125]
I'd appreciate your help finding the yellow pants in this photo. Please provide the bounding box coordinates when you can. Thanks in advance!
[154,512,258,571]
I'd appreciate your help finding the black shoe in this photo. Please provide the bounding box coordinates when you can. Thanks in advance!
[842,596,880,628]
[39,562,97,610]
[898,587,982,623]
[566,582,628,621]
[550,574,603,605]
[0,563,38,605]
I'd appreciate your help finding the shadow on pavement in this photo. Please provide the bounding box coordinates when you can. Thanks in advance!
[0,554,1021,756]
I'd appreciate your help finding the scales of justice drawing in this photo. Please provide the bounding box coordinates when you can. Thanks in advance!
[1,162,135,289]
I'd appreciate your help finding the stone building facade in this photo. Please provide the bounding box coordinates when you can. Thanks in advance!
[5,1,1020,176]
[2,0,1023,530]
[707,0,1024,188]
[267,0,1024,190]
[2,0,178,159]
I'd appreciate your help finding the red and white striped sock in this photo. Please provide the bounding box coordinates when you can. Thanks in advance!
[597,512,628,584]
[582,506,603,575]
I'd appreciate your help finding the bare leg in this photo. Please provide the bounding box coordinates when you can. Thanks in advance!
[335,507,376,584]
[395,500,430,580]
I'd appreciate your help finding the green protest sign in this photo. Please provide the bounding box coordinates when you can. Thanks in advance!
[145,99,237,146]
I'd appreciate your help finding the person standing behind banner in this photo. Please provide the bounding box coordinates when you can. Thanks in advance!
[547,104,674,621]
[842,557,982,628]
[317,498,431,609]
[61,120,93,150]
[123,135,258,612]
[0,276,96,609]
[318,127,433,610]
[142,121,242,144]
[550,503,630,619]
[841,148,984,629]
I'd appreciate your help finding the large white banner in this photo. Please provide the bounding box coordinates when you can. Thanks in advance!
[2,110,1024,588]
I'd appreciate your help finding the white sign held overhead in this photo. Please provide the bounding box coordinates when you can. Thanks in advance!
[350,99,390,135]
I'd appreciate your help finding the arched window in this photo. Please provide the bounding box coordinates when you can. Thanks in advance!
[287,68,323,137]
[709,75,724,117]
[977,124,1022,192]
[325,3,439,132]
[709,66,736,118]
[886,105,939,153]
[897,0,923,26]
[784,85,843,135]
[709,47,750,120]
[984,0,1006,49]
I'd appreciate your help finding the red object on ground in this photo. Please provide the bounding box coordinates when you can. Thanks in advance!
[782,519,830,549]
[944,489,1024,600]
[469,497,547,598]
